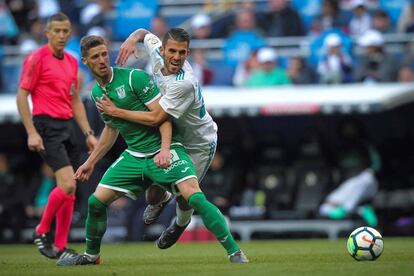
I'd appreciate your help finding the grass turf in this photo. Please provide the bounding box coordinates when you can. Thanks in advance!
[1,238,414,275]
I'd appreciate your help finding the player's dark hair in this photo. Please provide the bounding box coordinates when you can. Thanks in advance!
[46,12,70,29]
[162,28,190,47]
[80,35,106,57]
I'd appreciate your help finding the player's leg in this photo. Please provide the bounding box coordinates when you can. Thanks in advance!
[143,144,215,225]
[33,117,78,259]
[57,151,151,266]
[143,185,172,224]
[56,186,123,266]
[156,145,215,248]
[177,178,248,263]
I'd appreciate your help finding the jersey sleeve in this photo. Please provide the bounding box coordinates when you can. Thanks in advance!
[19,53,41,91]
[159,80,195,119]
[129,69,161,105]
[143,33,164,74]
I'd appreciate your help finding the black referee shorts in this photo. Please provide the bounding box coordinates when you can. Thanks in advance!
[33,115,80,172]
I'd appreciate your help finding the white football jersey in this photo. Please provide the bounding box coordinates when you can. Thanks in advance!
[143,33,218,149]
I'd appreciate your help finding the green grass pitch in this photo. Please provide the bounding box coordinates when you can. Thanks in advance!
[1,238,414,275]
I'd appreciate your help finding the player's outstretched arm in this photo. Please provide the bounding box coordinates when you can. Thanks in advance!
[74,124,119,182]
[115,28,150,66]
[96,94,169,127]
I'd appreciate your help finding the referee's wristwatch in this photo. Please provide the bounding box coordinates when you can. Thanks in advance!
[84,130,95,137]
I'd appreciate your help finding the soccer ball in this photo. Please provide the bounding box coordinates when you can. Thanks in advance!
[347,226,384,261]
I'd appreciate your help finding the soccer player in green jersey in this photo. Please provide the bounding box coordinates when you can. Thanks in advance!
[56,35,247,265]
[97,28,248,263]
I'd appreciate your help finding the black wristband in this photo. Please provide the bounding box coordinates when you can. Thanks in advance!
[84,130,95,137]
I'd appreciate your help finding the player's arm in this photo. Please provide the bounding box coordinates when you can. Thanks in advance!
[74,124,119,182]
[71,85,98,153]
[115,28,151,66]
[155,119,173,168]
[16,87,44,152]
[96,94,168,127]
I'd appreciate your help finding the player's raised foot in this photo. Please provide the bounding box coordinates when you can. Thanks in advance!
[143,192,173,225]
[56,254,101,266]
[57,248,78,260]
[229,250,249,263]
[156,219,189,249]
[33,231,58,259]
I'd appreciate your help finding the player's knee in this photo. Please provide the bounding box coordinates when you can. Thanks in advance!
[59,181,76,194]
[187,192,207,212]
[88,195,107,216]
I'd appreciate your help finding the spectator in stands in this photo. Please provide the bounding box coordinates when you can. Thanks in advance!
[190,48,213,86]
[310,0,348,35]
[287,56,316,85]
[232,49,260,86]
[258,0,304,37]
[317,33,353,84]
[223,7,265,68]
[244,47,291,87]
[150,16,169,39]
[398,39,414,82]
[354,30,398,83]
[349,0,372,37]
[372,9,394,34]
[18,18,44,54]
[0,1,19,44]
[397,0,414,33]
[79,0,114,37]
[398,66,414,82]
[319,119,380,227]
[6,0,37,34]
[190,13,213,39]
[37,0,60,20]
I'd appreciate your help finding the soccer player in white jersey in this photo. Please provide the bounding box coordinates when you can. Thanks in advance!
[96,28,247,262]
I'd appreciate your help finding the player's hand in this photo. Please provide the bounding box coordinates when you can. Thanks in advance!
[115,37,139,66]
[154,148,171,168]
[86,135,98,154]
[74,161,94,182]
[28,132,45,152]
[96,94,118,116]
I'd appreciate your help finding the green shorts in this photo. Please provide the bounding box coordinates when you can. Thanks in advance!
[99,145,197,199]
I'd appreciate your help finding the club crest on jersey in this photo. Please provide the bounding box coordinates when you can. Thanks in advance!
[149,38,158,45]
[116,85,126,99]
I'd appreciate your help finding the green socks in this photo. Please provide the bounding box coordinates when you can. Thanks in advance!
[328,207,347,220]
[85,195,108,255]
[358,205,378,227]
[188,192,239,255]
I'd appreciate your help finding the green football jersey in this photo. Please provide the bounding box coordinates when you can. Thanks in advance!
[91,67,181,154]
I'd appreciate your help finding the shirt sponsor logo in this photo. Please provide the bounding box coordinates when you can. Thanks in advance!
[149,38,158,45]
[143,81,155,94]
[116,85,126,99]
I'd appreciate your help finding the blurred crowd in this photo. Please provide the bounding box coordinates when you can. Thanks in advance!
[1,0,414,93]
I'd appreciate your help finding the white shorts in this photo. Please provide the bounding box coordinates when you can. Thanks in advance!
[186,140,217,183]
